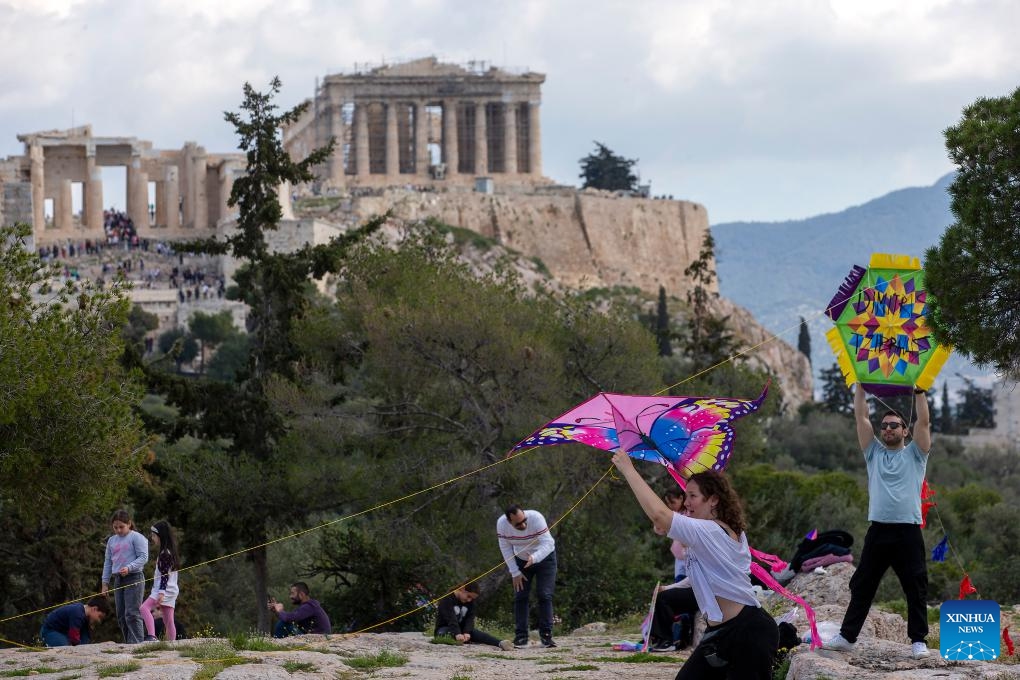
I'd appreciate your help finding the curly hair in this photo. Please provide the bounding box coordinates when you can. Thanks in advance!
[688,471,746,535]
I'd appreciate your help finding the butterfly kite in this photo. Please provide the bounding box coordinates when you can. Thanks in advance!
[510,384,769,487]
[824,253,951,397]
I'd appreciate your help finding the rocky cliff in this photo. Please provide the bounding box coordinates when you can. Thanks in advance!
[307,187,813,408]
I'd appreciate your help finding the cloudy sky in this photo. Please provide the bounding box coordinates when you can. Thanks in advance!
[2,0,1018,223]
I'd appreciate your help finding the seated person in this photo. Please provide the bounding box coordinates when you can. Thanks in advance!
[40,597,111,647]
[650,580,700,651]
[435,582,513,651]
[268,582,331,637]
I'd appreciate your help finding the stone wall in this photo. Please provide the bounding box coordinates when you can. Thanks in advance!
[349,188,716,299]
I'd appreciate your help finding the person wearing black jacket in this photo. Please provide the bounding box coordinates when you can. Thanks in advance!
[434,582,513,651]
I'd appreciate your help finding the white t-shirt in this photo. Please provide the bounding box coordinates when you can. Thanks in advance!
[667,513,759,623]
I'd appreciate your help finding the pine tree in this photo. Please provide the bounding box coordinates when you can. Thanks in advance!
[656,285,672,356]
[940,381,953,434]
[578,141,639,191]
[797,317,811,364]
[819,363,853,415]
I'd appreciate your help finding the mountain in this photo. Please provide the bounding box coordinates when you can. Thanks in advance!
[712,173,991,393]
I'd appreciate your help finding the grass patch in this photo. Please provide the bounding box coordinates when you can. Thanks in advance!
[542,664,599,672]
[429,635,461,645]
[592,652,681,663]
[282,661,318,673]
[1,669,61,677]
[192,658,254,680]
[97,662,142,677]
[343,649,409,670]
[133,641,174,654]
[228,631,294,652]
[177,640,237,660]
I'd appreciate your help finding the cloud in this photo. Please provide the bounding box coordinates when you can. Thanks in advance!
[1,0,1018,221]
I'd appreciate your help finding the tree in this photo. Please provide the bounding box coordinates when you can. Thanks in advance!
[123,303,159,352]
[680,232,735,366]
[656,285,672,356]
[819,363,853,415]
[939,381,953,434]
[797,317,811,364]
[926,86,1020,379]
[188,309,238,374]
[157,327,199,373]
[0,224,148,639]
[955,376,995,431]
[578,141,638,191]
[143,78,380,633]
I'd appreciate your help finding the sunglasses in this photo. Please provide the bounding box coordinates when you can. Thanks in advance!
[880,422,904,430]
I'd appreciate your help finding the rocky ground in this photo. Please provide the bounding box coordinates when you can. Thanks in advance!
[5,564,1020,679]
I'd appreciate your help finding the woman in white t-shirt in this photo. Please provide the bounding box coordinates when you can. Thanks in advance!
[612,451,779,679]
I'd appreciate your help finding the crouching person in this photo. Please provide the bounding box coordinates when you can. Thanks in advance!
[41,597,111,646]
[435,582,513,651]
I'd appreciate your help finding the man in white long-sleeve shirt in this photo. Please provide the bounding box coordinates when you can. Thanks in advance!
[496,504,557,648]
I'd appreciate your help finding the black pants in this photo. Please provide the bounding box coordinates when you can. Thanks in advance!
[675,605,778,680]
[839,522,928,643]
[651,587,699,645]
[436,626,502,647]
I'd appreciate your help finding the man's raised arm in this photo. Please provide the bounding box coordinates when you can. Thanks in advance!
[913,389,931,454]
[854,385,874,451]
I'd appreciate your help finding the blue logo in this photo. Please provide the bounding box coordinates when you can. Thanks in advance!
[940,600,1000,660]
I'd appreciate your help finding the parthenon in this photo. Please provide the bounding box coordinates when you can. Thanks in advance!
[282,57,547,188]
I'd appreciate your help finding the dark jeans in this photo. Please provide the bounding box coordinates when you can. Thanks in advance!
[651,586,699,644]
[436,626,502,647]
[675,605,778,680]
[112,572,145,644]
[839,522,928,643]
[40,625,89,647]
[514,551,557,639]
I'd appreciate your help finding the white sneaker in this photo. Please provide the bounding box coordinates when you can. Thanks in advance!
[822,634,856,652]
[911,642,930,659]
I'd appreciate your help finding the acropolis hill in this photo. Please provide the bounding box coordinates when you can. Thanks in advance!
[0,57,811,404]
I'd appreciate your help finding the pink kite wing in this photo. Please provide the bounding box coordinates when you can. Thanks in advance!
[510,383,769,485]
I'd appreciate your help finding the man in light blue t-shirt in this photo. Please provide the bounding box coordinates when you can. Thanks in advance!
[824,385,932,660]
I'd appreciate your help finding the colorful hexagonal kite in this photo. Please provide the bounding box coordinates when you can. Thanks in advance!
[824,253,951,397]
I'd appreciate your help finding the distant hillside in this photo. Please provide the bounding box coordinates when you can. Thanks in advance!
[713,173,990,392]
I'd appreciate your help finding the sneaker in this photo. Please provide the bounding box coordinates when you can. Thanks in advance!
[498,640,514,651]
[513,637,529,649]
[540,636,557,648]
[143,635,158,642]
[822,634,856,652]
[911,642,930,659]
[649,639,674,653]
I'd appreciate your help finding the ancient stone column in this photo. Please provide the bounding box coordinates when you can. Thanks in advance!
[164,165,180,230]
[385,103,399,178]
[55,179,73,231]
[442,99,458,176]
[278,181,294,219]
[192,152,208,230]
[474,102,488,176]
[504,103,518,174]
[528,102,542,176]
[84,150,103,232]
[127,153,149,229]
[415,101,429,176]
[29,144,44,233]
[327,98,346,188]
[218,161,236,224]
[355,103,370,178]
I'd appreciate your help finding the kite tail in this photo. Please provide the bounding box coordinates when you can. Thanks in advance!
[824,264,866,320]
[825,326,857,389]
[750,547,787,572]
[750,562,821,650]
[868,253,920,271]
[915,344,952,392]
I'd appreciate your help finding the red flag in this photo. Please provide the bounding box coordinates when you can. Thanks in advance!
[921,479,936,500]
[1004,627,1015,656]
[921,501,936,528]
[958,575,977,599]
